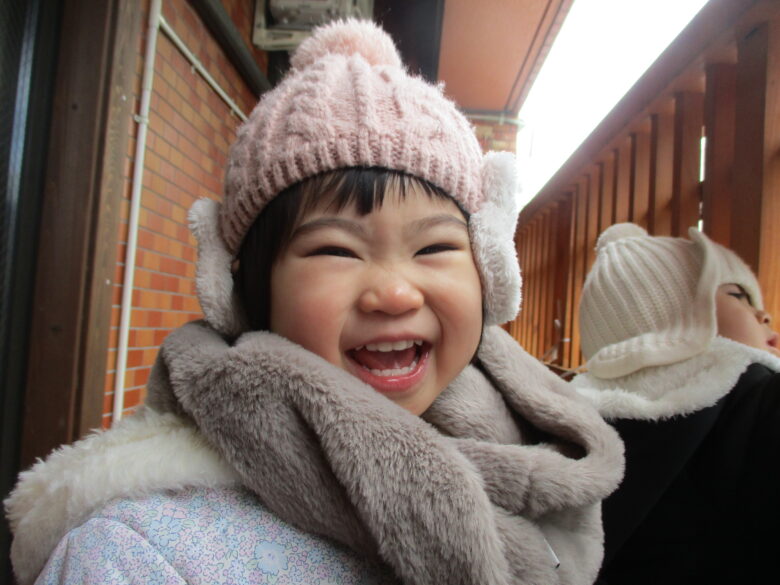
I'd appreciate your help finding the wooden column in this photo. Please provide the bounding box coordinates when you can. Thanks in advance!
[615,138,632,223]
[703,62,736,246]
[528,218,540,356]
[21,0,140,467]
[630,124,652,228]
[733,16,780,320]
[552,197,573,366]
[540,211,553,358]
[672,91,704,235]
[649,105,675,235]
[519,227,530,348]
[571,176,590,367]
[564,188,578,367]
[586,168,600,271]
[600,155,615,233]
[593,165,604,237]
[534,214,546,358]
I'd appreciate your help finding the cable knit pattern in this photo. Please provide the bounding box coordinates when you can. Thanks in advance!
[581,223,762,378]
[221,19,483,255]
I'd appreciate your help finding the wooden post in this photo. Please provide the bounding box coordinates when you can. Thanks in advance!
[703,62,736,246]
[528,218,540,356]
[519,227,530,348]
[630,123,652,228]
[21,0,140,467]
[733,16,780,321]
[649,104,675,235]
[540,211,553,358]
[615,138,632,223]
[586,168,600,272]
[600,156,615,233]
[566,187,580,367]
[672,91,704,236]
[569,179,588,368]
[553,197,573,366]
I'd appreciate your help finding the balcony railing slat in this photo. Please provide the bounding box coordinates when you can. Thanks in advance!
[650,107,675,235]
[703,62,737,246]
[630,130,651,227]
[672,91,705,236]
[615,140,630,223]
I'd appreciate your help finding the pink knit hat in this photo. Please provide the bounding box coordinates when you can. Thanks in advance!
[221,18,485,254]
[188,19,522,335]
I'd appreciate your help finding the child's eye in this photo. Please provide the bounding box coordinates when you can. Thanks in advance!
[416,244,458,256]
[308,246,357,258]
[727,290,753,305]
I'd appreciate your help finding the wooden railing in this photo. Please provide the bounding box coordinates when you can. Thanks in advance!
[508,0,780,371]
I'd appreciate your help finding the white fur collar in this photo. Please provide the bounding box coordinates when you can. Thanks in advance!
[572,337,780,421]
[4,408,239,585]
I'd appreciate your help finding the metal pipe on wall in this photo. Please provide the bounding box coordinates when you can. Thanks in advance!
[112,1,249,423]
[158,16,248,122]
[112,0,162,423]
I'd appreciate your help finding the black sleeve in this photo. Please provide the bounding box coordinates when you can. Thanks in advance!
[601,363,780,585]
[718,364,780,576]
[601,402,723,567]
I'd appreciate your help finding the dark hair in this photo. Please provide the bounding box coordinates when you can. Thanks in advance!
[233,167,465,331]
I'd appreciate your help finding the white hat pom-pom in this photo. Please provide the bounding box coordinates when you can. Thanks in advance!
[596,222,648,253]
[290,18,402,71]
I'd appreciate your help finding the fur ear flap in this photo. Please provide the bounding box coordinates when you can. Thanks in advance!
[188,198,248,337]
[470,152,522,326]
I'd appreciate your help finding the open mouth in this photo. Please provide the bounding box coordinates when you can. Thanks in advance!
[768,334,778,350]
[346,339,431,393]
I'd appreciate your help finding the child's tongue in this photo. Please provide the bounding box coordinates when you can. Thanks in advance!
[351,346,417,371]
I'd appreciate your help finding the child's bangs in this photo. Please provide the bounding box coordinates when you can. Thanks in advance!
[295,168,460,219]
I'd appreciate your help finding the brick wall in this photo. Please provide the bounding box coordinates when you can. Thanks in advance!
[471,118,519,153]
[104,0,266,426]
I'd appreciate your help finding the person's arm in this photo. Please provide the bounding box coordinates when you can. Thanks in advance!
[601,402,723,567]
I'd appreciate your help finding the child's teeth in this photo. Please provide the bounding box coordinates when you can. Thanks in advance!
[367,355,419,377]
[364,340,417,352]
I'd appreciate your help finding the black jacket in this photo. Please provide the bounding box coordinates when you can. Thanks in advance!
[598,363,780,585]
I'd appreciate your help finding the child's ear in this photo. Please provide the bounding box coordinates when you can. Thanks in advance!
[470,151,522,327]
[188,198,248,337]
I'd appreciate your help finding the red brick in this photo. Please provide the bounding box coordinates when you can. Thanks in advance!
[126,349,143,368]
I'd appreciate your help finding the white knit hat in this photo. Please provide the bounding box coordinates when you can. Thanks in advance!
[580,223,762,378]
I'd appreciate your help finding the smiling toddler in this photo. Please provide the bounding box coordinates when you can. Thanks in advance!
[7,20,623,585]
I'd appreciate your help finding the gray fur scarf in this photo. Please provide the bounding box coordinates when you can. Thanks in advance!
[148,321,624,585]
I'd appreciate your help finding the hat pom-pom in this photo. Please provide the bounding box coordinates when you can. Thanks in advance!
[291,18,402,71]
[596,222,648,253]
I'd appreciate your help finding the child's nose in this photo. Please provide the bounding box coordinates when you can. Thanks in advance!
[358,271,424,315]
[757,309,772,325]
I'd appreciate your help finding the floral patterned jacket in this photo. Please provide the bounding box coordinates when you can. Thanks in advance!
[36,485,396,585]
